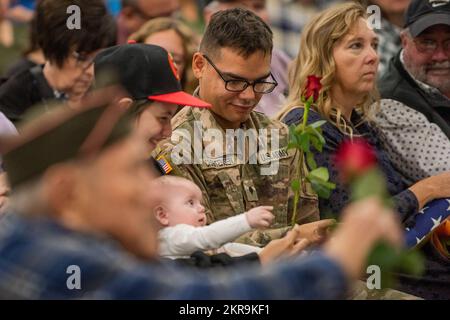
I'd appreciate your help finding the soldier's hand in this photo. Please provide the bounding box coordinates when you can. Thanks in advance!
[293,219,336,244]
[245,206,274,229]
[258,229,311,265]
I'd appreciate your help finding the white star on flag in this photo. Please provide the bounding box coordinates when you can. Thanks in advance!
[446,199,450,211]
[431,216,443,231]
[416,236,425,244]
[405,227,410,231]
[419,206,429,214]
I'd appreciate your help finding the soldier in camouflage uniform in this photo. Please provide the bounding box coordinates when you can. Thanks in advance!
[153,6,421,300]
[155,8,331,247]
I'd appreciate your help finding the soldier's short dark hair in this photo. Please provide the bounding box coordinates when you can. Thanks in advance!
[200,7,273,58]
[35,0,117,67]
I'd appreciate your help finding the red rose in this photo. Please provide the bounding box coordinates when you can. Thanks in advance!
[303,75,322,102]
[335,138,377,182]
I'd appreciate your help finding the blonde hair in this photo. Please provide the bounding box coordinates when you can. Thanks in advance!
[276,2,379,136]
[129,17,199,94]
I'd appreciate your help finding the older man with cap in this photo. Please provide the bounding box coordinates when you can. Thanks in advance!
[375,0,450,183]
[0,86,404,299]
[373,0,450,300]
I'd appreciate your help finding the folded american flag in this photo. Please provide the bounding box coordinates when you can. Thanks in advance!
[405,198,450,248]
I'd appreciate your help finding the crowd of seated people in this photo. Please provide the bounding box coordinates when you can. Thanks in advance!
[0,0,448,300]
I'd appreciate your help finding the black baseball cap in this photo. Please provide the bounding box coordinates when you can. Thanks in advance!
[1,87,133,189]
[405,0,450,37]
[94,43,210,108]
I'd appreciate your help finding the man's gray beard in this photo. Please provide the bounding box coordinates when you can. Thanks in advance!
[406,59,450,94]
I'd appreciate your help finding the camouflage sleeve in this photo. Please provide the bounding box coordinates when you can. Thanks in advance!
[233,226,292,247]
[288,148,320,224]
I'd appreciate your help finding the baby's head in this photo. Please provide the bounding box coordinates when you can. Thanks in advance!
[150,176,207,229]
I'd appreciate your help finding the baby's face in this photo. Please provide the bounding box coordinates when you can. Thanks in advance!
[165,181,207,227]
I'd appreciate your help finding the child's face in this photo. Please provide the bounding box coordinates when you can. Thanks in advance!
[164,181,207,227]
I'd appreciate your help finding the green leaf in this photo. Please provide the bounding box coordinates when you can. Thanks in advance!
[351,168,388,202]
[289,126,302,151]
[289,125,297,142]
[366,241,398,270]
[397,250,425,276]
[365,241,425,289]
[295,123,305,134]
[306,172,335,199]
[306,151,317,170]
[291,180,300,192]
[305,126,326,146]
[310,135,323,153]
[301,95,306,104]
[322,181,336,190]
[309,167,329,182]
[287,142,298,150]
[315,127,323,135]
[299,132,310,152]
[310,181,332,199]
[366,241,399,289]
[313,127,326,145]
[310,120,327,129]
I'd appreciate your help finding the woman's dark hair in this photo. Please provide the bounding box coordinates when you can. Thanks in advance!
[35,0,117,67]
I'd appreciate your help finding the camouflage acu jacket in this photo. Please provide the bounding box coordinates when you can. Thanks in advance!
[154,106,319,246]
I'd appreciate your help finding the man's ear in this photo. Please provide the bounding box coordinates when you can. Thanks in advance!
[41,163,79,216]
[400,31,409,49]
[154,205,169,227]
[118,97,133,111]
[192,52,206,79]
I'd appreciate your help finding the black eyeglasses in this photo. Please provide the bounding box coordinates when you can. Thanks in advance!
[413,38,450,55]
[72,51,96,69]
[203,54,278,94]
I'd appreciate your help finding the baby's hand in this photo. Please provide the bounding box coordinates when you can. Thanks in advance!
[245,206,274,229]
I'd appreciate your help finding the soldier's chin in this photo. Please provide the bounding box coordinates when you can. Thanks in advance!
[234,113,250,124]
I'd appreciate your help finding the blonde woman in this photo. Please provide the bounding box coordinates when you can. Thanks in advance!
[279,2,450,298]
[129,17,199,94]
[277,2,450,299]
[278,1,450,220]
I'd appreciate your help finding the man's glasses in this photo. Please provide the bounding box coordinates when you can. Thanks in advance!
[413,38,450,55]
[203,54,278,94]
